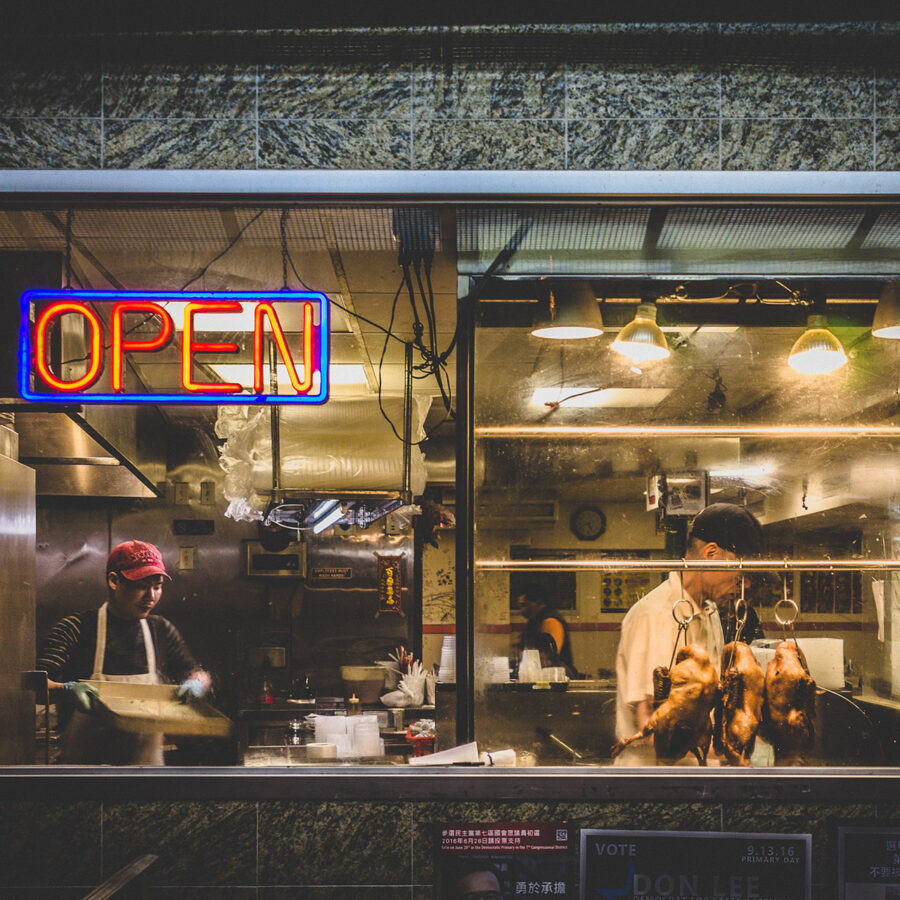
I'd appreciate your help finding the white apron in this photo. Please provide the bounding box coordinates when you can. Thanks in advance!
[58,604,164,765]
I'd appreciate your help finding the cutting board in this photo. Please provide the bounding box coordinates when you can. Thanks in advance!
[85,680,233,737]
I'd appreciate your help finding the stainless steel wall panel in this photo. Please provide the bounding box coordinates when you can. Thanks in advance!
[0,455,35,763]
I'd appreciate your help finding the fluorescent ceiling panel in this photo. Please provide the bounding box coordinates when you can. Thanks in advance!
[210,363,366,390]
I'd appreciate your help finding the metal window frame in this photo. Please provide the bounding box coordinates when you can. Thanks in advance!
[3,166,900,758]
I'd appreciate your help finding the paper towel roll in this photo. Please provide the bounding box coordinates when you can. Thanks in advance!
[480,748,516,767]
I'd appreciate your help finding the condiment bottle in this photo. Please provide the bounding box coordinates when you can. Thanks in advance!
[346,694,361,715]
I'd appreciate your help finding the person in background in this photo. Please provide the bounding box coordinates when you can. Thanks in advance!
[614,503,764,766]
[37,540,211,765]
[516,583,581,678]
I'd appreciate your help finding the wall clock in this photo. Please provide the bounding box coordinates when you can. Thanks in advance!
[570,505,606,540]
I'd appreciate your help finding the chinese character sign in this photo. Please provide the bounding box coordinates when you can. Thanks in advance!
[377,554,404,616]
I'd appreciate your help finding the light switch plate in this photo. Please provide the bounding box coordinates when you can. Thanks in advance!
[178,547,195,570]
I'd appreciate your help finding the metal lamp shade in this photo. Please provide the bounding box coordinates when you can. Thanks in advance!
[611,303,670,364]
[872,281,900,339]
[531,281,603,339]
[788,315,848,374]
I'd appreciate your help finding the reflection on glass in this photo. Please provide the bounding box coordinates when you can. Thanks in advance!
[472,299,900,769]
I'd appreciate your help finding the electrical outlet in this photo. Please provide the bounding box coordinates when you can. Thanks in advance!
[178,547,195,570]
[174,482,189,505]
[384,513,406,535]
[200,481,215,505]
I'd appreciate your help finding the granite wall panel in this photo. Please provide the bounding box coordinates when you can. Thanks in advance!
[0,118,100,169]
[259,119,410,169]
[414,120,565,169]
[257,801,412,885]
[566,64,719,119]
[414,63,565,119]
[0,22,891,171]
[103,800,257,886]
[721,119,873,170]
[104,120,256,169]
[0,801,101,888]
[721,65,873,119]
[877,118,900,169]
[103,65,257,120]
[568,119,719,170]
[1,796,896,896]
[0,66,101,117]
[260,64,411,120]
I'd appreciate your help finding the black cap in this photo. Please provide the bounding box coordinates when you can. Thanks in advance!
[688,503,764,557]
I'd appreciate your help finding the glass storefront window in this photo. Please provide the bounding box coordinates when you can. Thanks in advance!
[472,267,900,767]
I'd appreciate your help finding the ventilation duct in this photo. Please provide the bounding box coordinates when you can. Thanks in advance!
[216,396,431,522]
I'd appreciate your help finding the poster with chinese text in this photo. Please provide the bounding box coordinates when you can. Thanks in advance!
[437,822,572,898]
[838,825,900,899]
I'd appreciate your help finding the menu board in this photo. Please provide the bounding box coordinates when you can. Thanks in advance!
[838,825,900,899]
[580,829,810,900]
[436,822,572,898]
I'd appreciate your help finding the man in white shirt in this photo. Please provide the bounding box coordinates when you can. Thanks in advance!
[613,503,764,765]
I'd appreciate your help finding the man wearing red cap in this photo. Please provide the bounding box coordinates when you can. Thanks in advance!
[38,540,211,765]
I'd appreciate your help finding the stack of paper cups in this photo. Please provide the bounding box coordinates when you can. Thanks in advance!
[350,715,382,757]
[489,657,510,683]
[438,635,457,682]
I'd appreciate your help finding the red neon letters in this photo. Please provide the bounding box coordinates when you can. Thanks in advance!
[111,302,173,392]
[32,299,317,396]
[34,301,103,392]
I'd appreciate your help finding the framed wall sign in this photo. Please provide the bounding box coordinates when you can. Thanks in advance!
[581,829,810,900]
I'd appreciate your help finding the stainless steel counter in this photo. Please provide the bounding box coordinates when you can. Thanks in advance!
[4,766,900,802]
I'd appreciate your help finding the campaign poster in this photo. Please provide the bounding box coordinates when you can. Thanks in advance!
[437,822,572,899]
[838,825,900,899]
[580,829,810,900]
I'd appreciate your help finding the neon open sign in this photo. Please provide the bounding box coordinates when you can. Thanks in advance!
[19,290,330,404]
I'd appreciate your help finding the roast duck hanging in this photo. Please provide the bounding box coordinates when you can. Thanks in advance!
[759,640,816,765]
[611,638,816,766]
[714,641,766,766]
[611,645,721,766]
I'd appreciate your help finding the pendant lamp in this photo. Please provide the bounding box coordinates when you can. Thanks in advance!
[610,302,670,364]
[788,315,847,374]
[872,281,900,339]
[531,281,603,339]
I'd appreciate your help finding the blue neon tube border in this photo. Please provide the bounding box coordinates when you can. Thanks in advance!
[19,289,330,405]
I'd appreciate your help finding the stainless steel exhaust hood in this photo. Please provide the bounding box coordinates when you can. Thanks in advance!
[15,406,165,498]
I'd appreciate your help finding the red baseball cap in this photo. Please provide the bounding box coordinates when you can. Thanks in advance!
[106,540,170,581]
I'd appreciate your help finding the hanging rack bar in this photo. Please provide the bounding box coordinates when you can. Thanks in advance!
[477,425,900,438]
[477,558,900,572]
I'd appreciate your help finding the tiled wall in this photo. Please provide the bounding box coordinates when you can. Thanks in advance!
[0,796,886,898]
[0,23,897,171]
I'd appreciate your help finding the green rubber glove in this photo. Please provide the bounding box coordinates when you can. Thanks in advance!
[63,681,100,714]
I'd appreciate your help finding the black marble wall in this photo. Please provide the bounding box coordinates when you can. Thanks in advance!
[0,22,896,171]
[0,795,888,898]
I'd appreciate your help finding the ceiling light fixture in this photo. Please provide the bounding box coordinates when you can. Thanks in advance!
[610,302,670,364]
[787,315,848,374]
[872,281,900,339]
[530,281,603,340]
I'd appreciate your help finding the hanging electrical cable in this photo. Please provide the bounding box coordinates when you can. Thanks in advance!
[64,208,74,290]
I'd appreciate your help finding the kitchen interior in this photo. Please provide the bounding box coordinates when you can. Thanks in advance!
[1,202,900,767]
